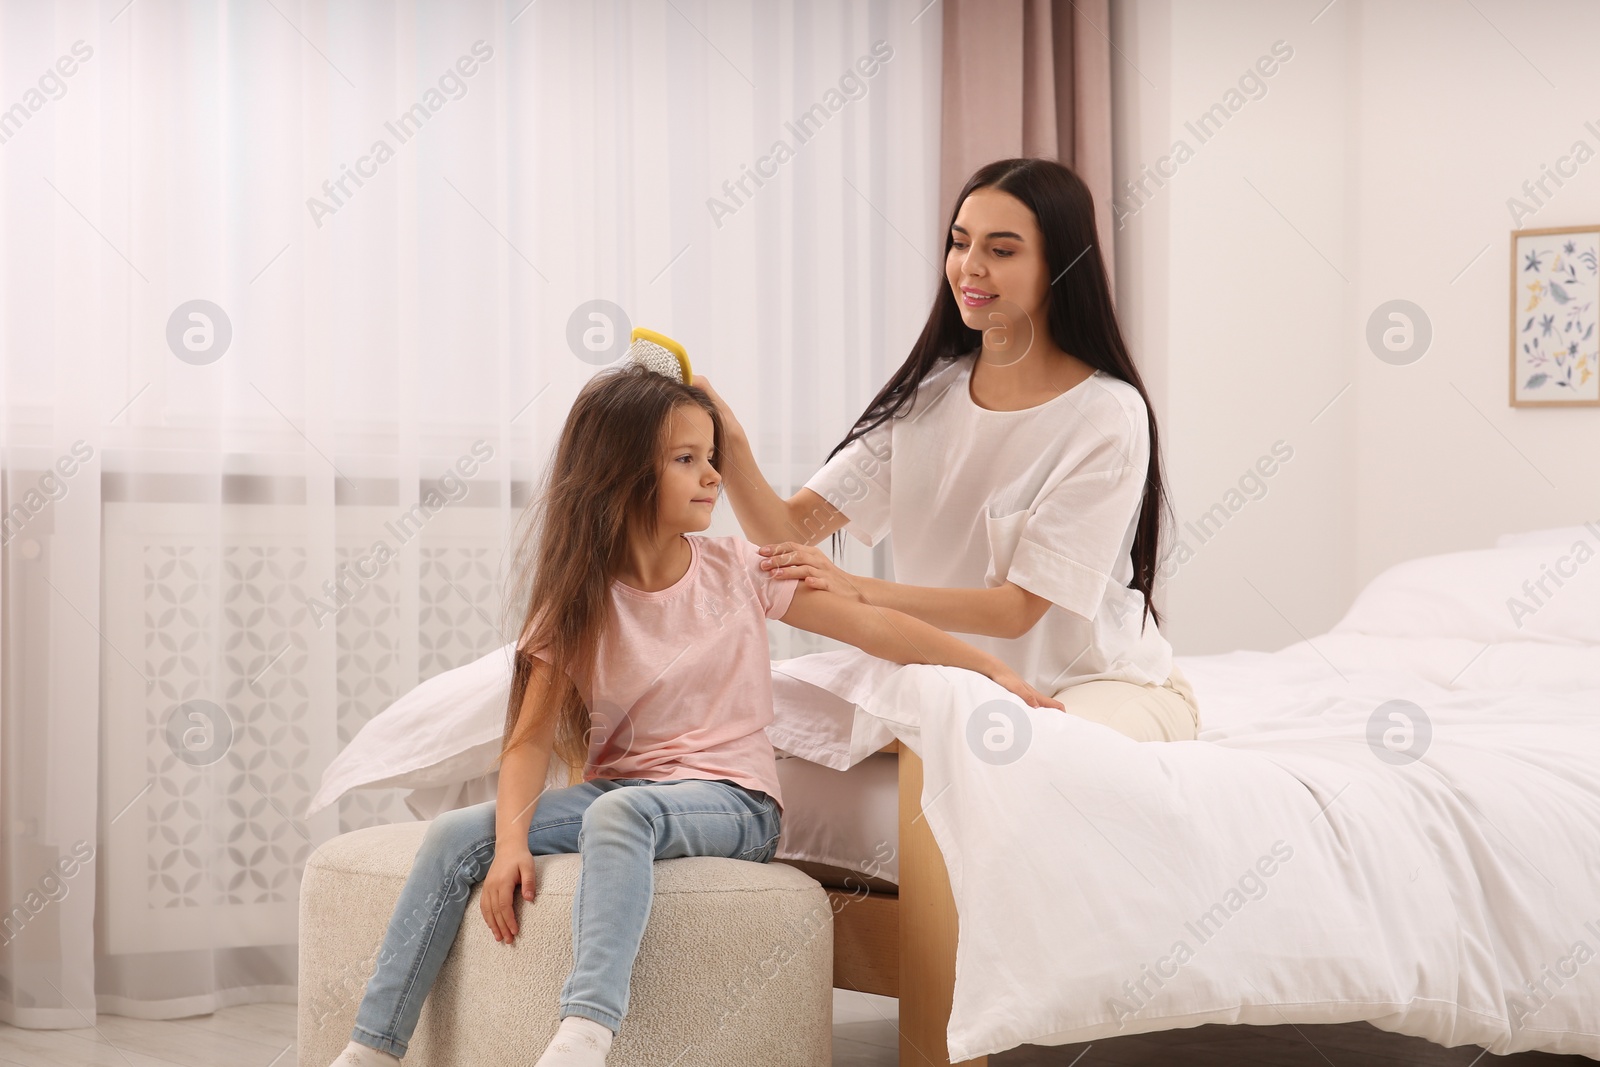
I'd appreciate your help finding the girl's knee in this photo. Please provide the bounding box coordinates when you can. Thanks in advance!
[419,802,497,863]
[427,801,489,836]
[579,788,650,836]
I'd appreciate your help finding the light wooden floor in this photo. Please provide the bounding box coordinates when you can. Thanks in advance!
[0,990,898,1067]
[0,991,1590,1066]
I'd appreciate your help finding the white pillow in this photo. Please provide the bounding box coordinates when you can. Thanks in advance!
[1497,522,1600,549]
[1331,542,1600,646]
[307,644,563,817]
[768,649,901,771]
[308,643,894,818]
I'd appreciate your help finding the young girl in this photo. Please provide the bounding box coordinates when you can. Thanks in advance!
[329,363,1060,1066]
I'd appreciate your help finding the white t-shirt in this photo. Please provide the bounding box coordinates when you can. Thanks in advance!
[802,352,1173,695]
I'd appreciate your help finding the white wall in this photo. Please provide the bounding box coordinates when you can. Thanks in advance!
[1112,0,1600,656]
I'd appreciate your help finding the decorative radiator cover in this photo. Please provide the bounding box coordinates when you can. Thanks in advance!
[101,501,507,955]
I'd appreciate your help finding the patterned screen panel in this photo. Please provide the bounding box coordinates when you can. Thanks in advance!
[101,502,507,955]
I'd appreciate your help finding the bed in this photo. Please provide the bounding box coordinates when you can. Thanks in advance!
[309,524,1600,1064]
[771,738,981,1067]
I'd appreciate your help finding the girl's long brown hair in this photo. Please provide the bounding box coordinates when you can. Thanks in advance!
[497,363,724,779]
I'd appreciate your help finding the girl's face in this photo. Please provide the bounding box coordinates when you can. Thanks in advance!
[945,187,1050,349]
[658,403,721,533]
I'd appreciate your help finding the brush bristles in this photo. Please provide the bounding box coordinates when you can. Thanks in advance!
[629,340,686,383]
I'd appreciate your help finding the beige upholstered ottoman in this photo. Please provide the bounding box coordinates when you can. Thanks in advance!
[298,821,833,1066]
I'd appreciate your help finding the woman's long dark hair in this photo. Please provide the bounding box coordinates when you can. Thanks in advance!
[824,157,1172,633]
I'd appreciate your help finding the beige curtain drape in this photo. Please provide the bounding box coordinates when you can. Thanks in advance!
[939,0,1116,286]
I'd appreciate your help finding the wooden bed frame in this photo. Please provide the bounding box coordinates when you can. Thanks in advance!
[823,739,985,1067]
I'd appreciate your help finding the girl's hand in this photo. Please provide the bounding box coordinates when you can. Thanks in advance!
[983,663,1065,710]
[481,844,537,944]
[690,374,749,444]
[758,541,864,603]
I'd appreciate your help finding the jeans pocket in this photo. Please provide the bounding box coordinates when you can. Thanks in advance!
[741,835,779,863]
[738,800,781,863]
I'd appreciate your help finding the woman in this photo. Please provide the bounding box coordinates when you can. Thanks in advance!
[696,157,1200,743]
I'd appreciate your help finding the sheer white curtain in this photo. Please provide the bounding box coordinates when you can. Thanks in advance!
[0,0,940,1025]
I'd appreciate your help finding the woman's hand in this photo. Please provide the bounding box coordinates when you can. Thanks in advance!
[983,662,1065,710]
[481,842,537,944]
[759,542,865,603]
[690,374,749,444]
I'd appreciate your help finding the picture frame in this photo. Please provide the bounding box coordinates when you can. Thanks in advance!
[1510,224,1600,407]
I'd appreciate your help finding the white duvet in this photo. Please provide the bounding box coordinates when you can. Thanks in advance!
[879,629,1600,1060]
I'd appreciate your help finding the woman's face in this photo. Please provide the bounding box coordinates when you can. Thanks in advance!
[945,187,1049,351]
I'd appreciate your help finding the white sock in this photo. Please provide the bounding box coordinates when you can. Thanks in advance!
[534,1015,614,1066]
[328,1040,400,1066]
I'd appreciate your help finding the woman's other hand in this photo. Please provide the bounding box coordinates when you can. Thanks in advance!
[983,662,1065,710]
[481,843,537,944]
[759,541,864,603]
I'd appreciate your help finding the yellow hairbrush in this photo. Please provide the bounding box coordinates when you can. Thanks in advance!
[627,327,693,384]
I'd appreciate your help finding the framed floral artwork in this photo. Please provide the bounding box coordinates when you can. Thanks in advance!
[1510,225,1599,407]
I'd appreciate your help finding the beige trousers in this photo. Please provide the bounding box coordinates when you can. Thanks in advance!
[1053,663,1201,742]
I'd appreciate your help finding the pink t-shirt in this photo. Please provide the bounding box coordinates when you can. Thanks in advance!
[533,534,800,813]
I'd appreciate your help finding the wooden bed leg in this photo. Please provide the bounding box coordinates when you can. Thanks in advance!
[898,746,987,1067]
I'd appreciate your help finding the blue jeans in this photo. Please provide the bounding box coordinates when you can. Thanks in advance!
[349,776,782,1058]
